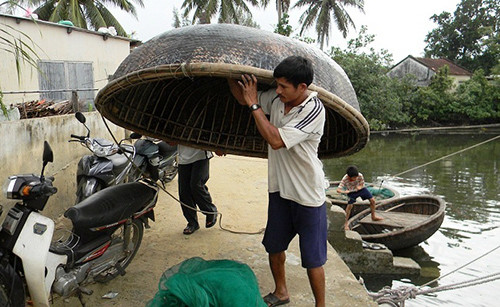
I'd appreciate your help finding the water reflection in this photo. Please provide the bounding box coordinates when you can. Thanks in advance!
[322,133,500,306]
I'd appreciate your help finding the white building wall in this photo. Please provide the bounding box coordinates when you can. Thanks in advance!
[0,14,131,105]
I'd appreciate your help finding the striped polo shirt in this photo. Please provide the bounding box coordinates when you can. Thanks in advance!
[258,89,326,207]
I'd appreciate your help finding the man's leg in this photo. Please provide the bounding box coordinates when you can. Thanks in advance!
[344,203,354,230]
[178,163,198,227]
[369,197,383,221]
[307,266,325,307]
[189,158,217,225]
[269,251,289,301]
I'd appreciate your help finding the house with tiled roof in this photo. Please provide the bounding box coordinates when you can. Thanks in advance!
[387,55,472,87]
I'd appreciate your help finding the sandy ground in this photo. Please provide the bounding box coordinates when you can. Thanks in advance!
[52,155,375,307]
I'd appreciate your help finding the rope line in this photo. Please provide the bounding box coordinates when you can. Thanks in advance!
[365,245,500,306]
[390,134,500,178]
[418,272,500,295]
[368,272,500,306]
[420,244,500,288]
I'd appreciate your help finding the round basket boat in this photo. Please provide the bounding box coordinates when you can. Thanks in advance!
[347,195,446,250]
[95,24,370,158]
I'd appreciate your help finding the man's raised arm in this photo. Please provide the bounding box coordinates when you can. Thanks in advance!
[227,78,246,106]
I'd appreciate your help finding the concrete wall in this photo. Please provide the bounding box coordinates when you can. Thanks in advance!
[0,112,126,221]
[0,14,132,104]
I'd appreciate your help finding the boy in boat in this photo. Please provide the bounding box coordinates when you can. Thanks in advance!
[228,56,327,307]
[337,165,383,230]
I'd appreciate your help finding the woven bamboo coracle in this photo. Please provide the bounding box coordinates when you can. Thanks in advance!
[95,24,369,158]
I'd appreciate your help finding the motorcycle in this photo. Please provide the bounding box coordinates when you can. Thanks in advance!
[0,141,159,306]
[71,112,137,203]
[128,133,178,188]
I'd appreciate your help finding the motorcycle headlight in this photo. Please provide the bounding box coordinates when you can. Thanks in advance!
[90,139,118,157]
[2,177,13,198]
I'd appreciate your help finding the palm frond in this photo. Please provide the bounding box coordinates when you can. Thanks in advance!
[0,24,41,83]
[48,0,68,23]
[33,0,57,20]
[84,0,107,30]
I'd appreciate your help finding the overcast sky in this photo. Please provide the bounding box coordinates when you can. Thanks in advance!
[109,0,461,63]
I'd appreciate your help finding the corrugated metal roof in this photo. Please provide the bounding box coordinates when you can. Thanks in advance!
[415,57,472,76]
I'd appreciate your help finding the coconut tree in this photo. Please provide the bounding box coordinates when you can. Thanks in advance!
[294,0,364,49]
[260,0,290,23]
[16,0,144,37]
[0,1,41,118]
[181,0,259,25]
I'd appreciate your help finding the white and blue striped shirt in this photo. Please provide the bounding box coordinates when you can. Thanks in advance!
[258,89,326,207]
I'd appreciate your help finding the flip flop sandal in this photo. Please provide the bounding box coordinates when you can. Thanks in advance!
[369,243,386,250]
[183,224,199,235]
[362,240,386,250]
[263,293,290,306]
[206,212,218,228]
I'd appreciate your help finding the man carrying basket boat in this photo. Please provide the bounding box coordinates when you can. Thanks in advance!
[228,56,327,307]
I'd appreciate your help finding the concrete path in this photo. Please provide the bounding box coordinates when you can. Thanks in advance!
[53,155,376,306]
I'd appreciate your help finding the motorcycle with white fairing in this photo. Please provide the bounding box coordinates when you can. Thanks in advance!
[0,141,159,306]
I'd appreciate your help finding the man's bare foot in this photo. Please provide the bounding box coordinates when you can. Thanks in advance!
[371,215,383,221]
[344,223,350,230]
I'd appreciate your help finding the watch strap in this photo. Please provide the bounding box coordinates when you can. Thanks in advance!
[250,104,261,111]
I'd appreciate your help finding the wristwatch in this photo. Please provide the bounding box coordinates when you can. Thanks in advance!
[249,104,261,111]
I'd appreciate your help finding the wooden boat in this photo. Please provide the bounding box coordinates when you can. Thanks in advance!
[326,181,399,216]
[347,195,446,250]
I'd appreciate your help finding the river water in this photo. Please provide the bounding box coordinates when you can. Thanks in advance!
[322,133,500,307]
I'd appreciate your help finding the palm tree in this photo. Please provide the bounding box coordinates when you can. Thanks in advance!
[1,2,41,118]
[181,0,259,25]
[17,0,144,37]
[293,0,364,49]
[260,0,290,24]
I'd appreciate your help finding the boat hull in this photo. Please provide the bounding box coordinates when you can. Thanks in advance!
[347,195,446,250]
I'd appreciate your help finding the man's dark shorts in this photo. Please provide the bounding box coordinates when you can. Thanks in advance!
[347,187,373,204]
[262,192,327,269]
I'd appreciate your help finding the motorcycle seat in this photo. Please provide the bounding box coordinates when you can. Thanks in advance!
[65,182,157,230]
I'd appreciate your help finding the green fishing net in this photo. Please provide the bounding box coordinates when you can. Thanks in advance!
[326,184,395,201]
[366,186,395,199]
[146,257,266,307]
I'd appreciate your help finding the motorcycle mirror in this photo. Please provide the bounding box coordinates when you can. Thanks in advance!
[41,141,53,180]
[75,112,86,124]
[43,141,54,164]
[130,132,142,139]
[75,112,91,137]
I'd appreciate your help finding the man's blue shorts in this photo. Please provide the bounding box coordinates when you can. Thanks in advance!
[262,192,327,269]
[347,187,373,204]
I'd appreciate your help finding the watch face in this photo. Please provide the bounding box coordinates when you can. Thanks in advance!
[251,104,261,110]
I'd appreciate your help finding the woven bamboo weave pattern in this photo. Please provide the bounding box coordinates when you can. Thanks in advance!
[95,24,370,158]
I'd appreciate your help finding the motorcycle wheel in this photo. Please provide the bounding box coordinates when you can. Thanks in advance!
[75,177,102,203]
[0,264,25,307]
[94,219,144,283]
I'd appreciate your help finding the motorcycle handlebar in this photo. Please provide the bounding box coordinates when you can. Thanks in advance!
[70,134,86,140]
[30,183,58,197]
[41,184,58,195]
[120,146,135,154]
